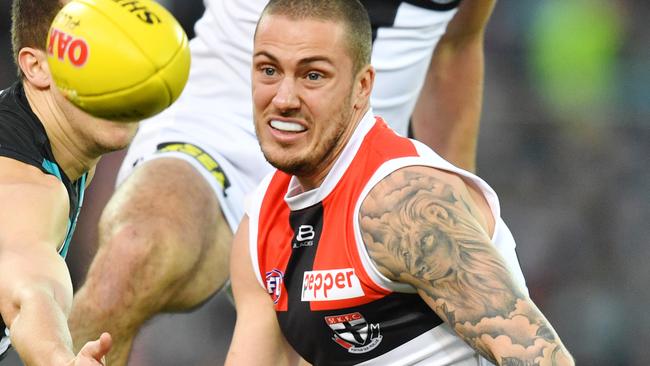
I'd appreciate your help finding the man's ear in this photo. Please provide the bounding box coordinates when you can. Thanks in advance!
[18,47,51,89]
[354,64,375,110]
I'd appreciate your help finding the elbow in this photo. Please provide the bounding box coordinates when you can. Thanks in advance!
[6,281,72,325]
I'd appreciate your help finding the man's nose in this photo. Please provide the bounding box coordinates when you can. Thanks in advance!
[272,77,300,111]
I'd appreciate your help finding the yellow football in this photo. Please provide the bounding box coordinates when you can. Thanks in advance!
[46,0,190,122]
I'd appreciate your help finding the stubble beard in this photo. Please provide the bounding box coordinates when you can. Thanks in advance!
[261,94,354,178]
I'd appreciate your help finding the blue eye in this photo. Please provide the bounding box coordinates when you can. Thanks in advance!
[263,67,276,76]
[307,72,322,81]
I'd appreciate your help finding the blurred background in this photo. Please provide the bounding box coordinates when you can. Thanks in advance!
[0,0,648,364]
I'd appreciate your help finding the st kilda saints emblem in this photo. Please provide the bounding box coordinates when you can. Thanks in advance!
[325,312,382,353]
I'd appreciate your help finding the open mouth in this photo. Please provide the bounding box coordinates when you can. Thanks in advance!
[270,120,307,133]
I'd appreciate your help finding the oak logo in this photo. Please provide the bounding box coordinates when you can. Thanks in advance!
[301,269,364,302]
[47,29,89,67]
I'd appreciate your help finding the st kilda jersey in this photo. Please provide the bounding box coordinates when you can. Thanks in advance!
[247,111,528,365]
[0,81,87,359]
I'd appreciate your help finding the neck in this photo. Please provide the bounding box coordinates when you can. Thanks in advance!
[297,104,369,191]
[23,82,98,181]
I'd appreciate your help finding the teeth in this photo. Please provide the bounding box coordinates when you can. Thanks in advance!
[270,120,306,132]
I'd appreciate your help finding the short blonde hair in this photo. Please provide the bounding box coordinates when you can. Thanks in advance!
[258,0,372,75]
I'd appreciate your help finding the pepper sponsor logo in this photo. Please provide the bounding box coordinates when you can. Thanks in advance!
[301,268,364,302]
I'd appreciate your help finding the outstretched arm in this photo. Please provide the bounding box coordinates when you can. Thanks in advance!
[226,216,299,366]
[359,165,573,365]
[411,0,497,172]
[0,157,111,365]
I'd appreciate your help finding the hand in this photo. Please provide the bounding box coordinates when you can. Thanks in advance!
[69,332,112,365]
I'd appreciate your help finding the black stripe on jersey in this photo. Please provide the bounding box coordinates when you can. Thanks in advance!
[279,203,325,363]
[404,0,461,11]
[360,0,400,41]
[361,0,461,42]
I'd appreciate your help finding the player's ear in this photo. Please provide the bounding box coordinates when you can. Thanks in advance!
[353,64,375,110]
[18,47,52,89]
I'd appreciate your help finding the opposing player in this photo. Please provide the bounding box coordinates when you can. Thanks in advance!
[226,1,574,364]
[69,0,496,363]
[0,0,141,363]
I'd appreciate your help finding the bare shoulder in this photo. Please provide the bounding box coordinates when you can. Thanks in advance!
[359,165,492,283]
[358,162,517,304]
[0,157,69,245]
[0,156,65,188]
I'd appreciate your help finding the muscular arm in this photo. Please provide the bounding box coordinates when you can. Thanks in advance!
[226,216,299,366]
[411,0,497,172]
[359,166,574,365]
[0,157,110,365]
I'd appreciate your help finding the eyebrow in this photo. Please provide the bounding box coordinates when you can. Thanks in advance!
[253,51,279,63]
[253,51,334,67]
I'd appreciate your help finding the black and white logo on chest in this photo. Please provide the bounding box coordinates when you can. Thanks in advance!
[289,204,323,250]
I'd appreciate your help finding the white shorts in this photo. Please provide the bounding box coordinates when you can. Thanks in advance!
[116,30,273,232]
[116,127,270,233]
[117,1,458,232]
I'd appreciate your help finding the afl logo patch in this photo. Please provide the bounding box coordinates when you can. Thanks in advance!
[266,268,284,304]
[325,312,382,353]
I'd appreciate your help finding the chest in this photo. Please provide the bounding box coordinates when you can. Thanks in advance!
[257,200,443,365]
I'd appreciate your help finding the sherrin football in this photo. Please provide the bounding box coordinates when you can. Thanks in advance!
[46,0,190,122]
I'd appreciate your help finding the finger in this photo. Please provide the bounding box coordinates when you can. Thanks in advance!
[98,332,112,357]
[79,332,113,361]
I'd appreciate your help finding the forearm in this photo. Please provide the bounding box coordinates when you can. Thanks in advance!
[418,289,574,365]
[412,35,484,172]
[9,287,75,366]
[411,0,496,172]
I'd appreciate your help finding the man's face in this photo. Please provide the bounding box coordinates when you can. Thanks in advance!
[50,82,139,155]
[252,14,360,180]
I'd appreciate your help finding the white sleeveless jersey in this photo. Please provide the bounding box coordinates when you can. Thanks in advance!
[119,0,460,230]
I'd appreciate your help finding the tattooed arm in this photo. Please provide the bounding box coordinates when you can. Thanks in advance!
[359,165,574,365]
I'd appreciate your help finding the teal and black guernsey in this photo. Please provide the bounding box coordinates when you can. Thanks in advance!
[0,81,87,359]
